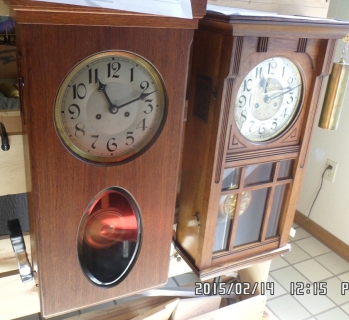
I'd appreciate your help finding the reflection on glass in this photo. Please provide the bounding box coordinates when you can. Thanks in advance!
[222,168,241,191]
[234,188,268,247]
[267,184,288,238]
[213,195,234,253]
[78,187,142,287]
[278,160,295,180]
[244,163,273,186]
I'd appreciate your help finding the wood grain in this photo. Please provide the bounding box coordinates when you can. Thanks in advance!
[176,13,349,279]
[16,24,194,318]
[10,0,206,27]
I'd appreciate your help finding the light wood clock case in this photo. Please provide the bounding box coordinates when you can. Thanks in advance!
[10,0,206,317]
[176,13,349,280]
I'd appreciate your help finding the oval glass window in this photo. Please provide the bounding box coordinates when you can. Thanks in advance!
[77,187,142,287]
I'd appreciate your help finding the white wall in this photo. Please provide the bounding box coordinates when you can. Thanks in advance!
[297,0,349,245]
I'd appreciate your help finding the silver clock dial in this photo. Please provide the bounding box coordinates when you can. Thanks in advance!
[54,51,167,165]
[234,57,302,142]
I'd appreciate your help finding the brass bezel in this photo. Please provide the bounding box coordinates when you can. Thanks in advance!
[234,56,303,142]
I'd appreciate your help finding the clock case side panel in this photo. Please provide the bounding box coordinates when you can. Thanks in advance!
[278,38,339,246]
[15,24,39,284]
[17,24,194,317]
[176,28,235,270]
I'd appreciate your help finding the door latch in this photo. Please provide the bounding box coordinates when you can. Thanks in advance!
[7,219,33,282]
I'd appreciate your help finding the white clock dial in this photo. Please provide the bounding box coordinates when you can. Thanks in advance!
[54,51,167,165]
[234,57,302,142]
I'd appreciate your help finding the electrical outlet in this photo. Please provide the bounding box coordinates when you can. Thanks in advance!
[324,159,338,183]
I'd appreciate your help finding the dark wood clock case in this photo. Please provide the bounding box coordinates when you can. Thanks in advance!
[10,0,206,317]
[176,13,349,280]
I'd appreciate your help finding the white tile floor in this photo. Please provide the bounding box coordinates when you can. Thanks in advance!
[267,223,349,320]
[14,223,349,320]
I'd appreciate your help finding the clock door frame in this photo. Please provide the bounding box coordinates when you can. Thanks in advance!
[176,14,349,279]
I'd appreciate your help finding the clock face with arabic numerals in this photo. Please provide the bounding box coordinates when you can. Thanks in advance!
[234,57,303,142]
[54,50,168,165]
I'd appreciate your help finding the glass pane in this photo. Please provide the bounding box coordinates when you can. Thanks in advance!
[234,188,268,247]
[267,184,289,238]
[222,168,241,191]
[244,163,273,187]
[213,195,235,252]
[278,160,295,180]
[78,187,141,287]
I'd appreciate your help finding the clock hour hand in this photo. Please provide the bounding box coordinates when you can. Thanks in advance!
[97,78,118,114]
[259,73,267,93]
[117,90,157,110]
[265,84,300,103]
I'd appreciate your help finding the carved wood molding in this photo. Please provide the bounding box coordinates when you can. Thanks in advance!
[226,145,300,163]
[281,128,298,143]
[228,128,247,150]
[214,78,234,183]
[297,38,308,53]
[257,37,269,52]
[231,36,244,77]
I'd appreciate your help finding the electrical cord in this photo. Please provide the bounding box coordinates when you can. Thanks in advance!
[306,165,333,221]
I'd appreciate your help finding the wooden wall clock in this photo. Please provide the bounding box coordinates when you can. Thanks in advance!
[176,12,349,280]
[9,0,206,317]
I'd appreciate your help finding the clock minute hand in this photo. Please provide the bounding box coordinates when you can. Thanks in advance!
[117,90,157,110]
[97,78,118,114]
[266,85,300,103]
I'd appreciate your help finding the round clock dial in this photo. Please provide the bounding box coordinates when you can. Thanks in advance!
[234,57,302,142]
[54,51,167,165]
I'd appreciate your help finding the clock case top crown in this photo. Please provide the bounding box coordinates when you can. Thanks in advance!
[176,12,349,279]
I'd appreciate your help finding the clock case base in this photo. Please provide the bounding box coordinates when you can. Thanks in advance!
[11,0,208,316]
[176,14,349,279]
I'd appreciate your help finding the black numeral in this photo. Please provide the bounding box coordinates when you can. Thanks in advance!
[259,123,266,134]
[249,121,255,132]
[238,95,246,108]
[130,67,134,82]
[88,68,98,84]
[240,110,247,123]
[126,132,134,146]
[91,135,99,149]
[107,138,117,152]
[287,94,294,104]
[75,123,85,138]
[68,104,80,119]
[271,118,278,130]
[255,67,262,79]
[107,62,121,78]
[136,118,148,131]
[281,108,288,118]
[243,79,253,92]
[72,83,86,99]
[268,62,277,74]
[140,81,149,92]
[144,99,153,114]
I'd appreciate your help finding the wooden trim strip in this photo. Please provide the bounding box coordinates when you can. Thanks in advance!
[294,210,349,262]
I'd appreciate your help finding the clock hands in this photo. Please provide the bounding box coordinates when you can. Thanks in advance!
[97,78,118,114]
[264,84,300,103]
[116,90,157,110]
[97,79,156,114]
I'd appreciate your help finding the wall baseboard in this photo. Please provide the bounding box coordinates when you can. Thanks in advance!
[294,210,349,262]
